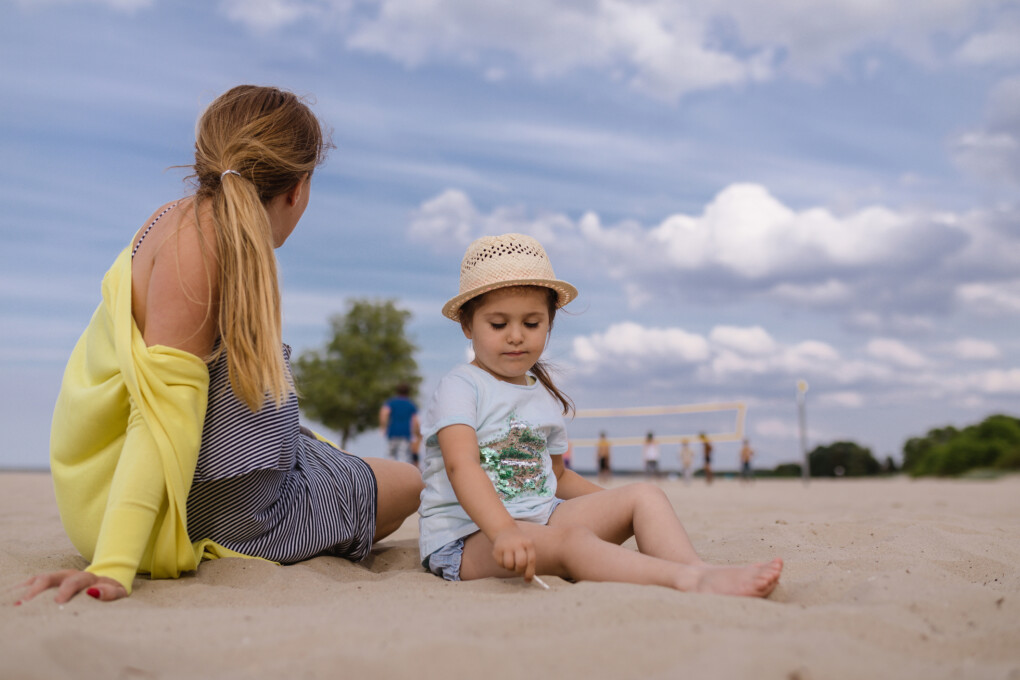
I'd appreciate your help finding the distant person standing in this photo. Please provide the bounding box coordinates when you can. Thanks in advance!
[380,383,419,465]
[740,439,755,484]
[700,432,714,485]
[596,431,612,484]
[643,432,661,478]
[680,438,694,485]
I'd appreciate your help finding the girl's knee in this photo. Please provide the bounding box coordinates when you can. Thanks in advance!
[622,481,666,504]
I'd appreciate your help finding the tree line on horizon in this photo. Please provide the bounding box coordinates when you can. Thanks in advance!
[761,413,1020,478]
[900,414,1020,477]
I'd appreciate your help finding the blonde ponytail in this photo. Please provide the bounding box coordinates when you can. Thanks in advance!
[190,85,331,411]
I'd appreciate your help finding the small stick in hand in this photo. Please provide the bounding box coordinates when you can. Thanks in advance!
[532,575,550,590]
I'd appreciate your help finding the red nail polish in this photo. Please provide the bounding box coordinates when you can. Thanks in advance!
[86,588,100,599]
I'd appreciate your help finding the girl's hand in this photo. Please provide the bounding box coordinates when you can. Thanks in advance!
[14,570,128,605]
[491,526,536,582]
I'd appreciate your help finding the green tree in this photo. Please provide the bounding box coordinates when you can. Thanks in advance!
[902,425,957,473]
[808,441,882,477]
[772,463,802,478]
[293,299,421,448]
[907,414,1020,477]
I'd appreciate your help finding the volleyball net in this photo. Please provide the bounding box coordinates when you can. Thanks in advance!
[569,401,746,448]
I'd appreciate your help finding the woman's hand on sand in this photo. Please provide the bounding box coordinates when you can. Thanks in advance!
[14,570,128,605]
[491,526,537,582]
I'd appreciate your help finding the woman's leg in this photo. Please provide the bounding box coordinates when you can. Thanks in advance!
[550,483,705,565]
[363,458,423,542]
[460,522,782,597]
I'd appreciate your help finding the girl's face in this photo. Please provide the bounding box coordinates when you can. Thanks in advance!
[463,286,551,385]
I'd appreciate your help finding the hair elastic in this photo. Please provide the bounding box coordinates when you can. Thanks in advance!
[220,169,242,180]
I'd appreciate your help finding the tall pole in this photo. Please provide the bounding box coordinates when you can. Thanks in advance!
[797,379,810,485]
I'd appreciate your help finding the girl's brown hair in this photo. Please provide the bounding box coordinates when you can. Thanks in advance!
[459,286,574,416]
[191,85,331,410]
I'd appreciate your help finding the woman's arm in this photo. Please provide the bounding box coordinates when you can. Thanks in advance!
[438,424,537,581]
[18,400,167,603]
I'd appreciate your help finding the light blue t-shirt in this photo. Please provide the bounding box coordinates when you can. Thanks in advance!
[418,363,569,560]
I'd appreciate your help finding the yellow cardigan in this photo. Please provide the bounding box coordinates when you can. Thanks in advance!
[50,246,252,592]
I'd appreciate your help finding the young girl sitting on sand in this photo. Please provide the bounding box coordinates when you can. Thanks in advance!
[417,233,783,596]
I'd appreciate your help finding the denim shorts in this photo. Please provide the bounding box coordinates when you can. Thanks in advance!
[425,537,466,581]
[423,499,565,581]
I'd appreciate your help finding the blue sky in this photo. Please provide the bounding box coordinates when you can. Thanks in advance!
[2,0,1019,472]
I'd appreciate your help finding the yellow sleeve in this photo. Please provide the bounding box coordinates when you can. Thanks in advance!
[83,399,171,592]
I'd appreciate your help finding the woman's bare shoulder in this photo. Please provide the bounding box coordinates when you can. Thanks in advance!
[133,197,220,356]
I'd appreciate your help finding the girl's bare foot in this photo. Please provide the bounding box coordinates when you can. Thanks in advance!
[691,558,783,597]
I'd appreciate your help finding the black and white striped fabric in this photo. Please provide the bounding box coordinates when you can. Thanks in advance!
[186,346,377,563]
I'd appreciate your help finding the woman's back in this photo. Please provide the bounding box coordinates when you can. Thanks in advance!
[130,198,220,361]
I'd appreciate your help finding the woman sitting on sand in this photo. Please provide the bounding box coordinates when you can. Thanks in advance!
[17,85,423,604]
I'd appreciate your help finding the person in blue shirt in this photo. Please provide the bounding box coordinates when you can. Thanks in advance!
[380,384,420,466]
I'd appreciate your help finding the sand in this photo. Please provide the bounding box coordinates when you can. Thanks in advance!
[2,472,1018,680]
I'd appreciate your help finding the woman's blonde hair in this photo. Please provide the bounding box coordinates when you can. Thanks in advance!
[190,85,331,410]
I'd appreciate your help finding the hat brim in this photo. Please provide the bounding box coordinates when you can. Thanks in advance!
[442,278,578,321]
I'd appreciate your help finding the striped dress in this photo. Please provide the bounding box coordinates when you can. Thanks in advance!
[132,203,376,564]
[186,345,378,563]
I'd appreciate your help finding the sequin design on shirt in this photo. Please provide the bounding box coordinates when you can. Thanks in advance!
[478,412,551,502]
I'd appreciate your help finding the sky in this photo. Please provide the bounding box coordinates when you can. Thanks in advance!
[2,0,1019,472]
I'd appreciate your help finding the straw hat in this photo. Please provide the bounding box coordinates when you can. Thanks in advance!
[442,233,578,321]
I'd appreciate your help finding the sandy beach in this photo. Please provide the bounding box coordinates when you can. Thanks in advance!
[2,472,1018,680]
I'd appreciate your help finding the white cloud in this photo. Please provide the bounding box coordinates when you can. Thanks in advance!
[770,279,852,306]
[845,312,936,335]
[954,13,1020,66]
[572,322,710,368]
[975,369,1020,394]
[413,183,964,289]
[405,185,1019,341]
[408,189,479,246]
[956,280,1020,315]
[709,325,777,355]
[569,320,897,390]
[723,0,996,77]
[408,188,579,251]
[219,0,318,32]
[213,0,1005,99]
[647,183,951,279]
[953,131,1020,182]
[953,76,1020,184]
[866,338,928,368]
[342,0,770,99]
[948,338,1001,361]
